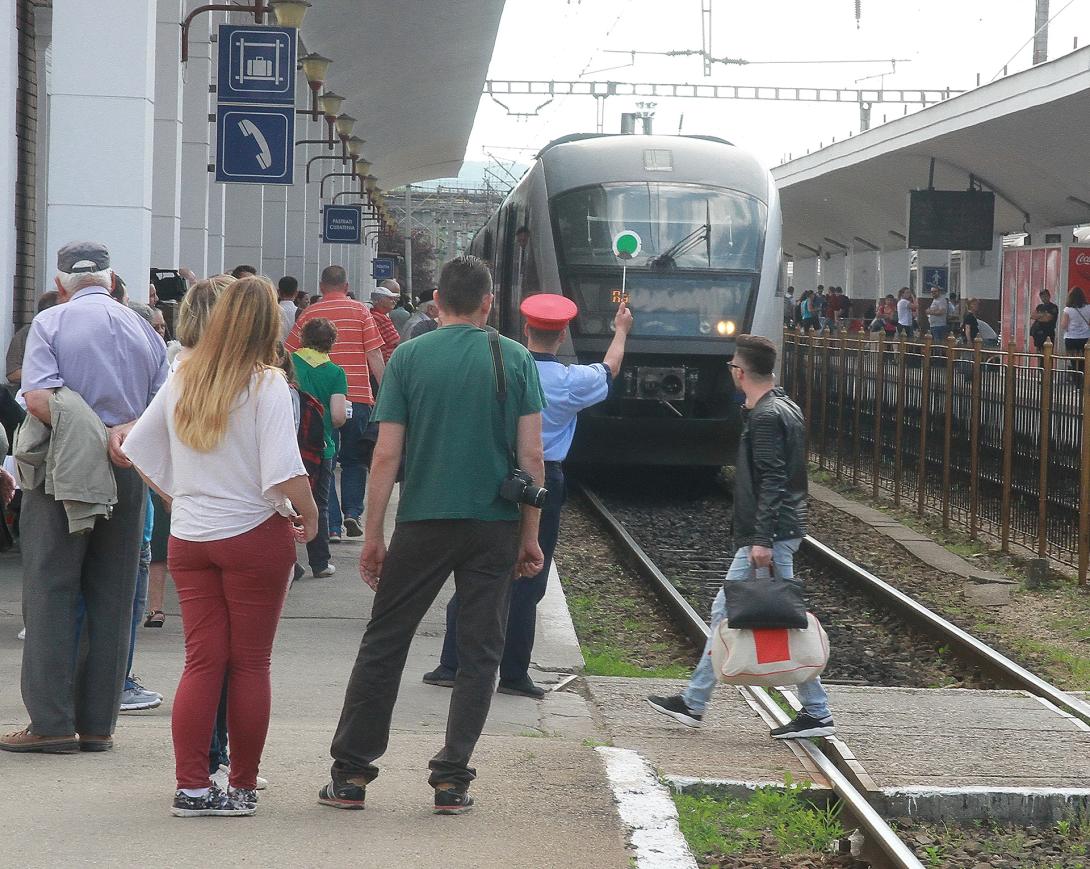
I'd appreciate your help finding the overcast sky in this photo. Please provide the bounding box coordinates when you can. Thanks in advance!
[462,0,1086,175]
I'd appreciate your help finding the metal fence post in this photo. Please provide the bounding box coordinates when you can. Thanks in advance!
[1080,345,1090,585]
[794,327,805,407]
[917,334,933,517]
[1000,341,1016,553]
[873,329,885,499]
[853,334,865,485]
[836,331,848,480]
[819,333,830,470]
[894,336,907,507]
[804,331,815,460]
[969,337,983,539]
[941,335,955,530]
[1038,340,1053,558]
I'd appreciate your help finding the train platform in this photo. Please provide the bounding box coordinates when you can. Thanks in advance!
[0,488,631,869]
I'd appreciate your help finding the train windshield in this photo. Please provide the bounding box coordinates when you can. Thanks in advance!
[564,272,755,338]
[553,183,765,271]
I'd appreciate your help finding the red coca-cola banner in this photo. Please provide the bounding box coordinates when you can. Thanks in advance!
[1069,247,1090,290]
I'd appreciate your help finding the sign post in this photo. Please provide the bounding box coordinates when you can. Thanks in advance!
[214,24,298,185]
[322,205,362,245]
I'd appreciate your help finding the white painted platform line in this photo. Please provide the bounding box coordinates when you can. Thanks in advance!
[597,747,698,869]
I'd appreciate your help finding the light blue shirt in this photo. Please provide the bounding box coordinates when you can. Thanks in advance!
[22,286,168,426]
[531,352,611,461]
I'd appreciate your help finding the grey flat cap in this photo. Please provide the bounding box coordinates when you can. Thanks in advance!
[58,241,110,274]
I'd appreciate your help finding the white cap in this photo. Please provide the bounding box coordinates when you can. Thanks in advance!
[371,286,398,299]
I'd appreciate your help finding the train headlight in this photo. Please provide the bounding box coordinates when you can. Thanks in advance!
[699,321,712,335]
[716,320,736,336]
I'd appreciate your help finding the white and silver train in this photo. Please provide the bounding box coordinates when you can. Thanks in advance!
[469,133,783,465]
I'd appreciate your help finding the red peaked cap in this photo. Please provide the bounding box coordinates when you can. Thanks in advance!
[520,294,578,331]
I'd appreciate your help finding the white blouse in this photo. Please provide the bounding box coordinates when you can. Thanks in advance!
[123,368,306,542]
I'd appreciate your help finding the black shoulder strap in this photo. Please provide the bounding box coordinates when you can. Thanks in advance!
[486,328,516,468]
[488,327,507,404]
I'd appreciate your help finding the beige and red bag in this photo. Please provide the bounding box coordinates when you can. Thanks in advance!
[710,613,829,687]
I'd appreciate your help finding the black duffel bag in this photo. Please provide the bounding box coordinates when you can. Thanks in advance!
[723,563,809,629]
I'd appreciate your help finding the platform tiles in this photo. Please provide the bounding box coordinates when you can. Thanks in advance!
[584,676,829,789]
[815,685,1090,823]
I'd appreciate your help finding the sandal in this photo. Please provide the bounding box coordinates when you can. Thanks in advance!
[144,610,165,628]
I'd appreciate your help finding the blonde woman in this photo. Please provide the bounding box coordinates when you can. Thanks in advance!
[123,277,318,817]
[146,276,233,628]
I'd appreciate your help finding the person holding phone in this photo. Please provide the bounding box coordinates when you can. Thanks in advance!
[122,277,318,818]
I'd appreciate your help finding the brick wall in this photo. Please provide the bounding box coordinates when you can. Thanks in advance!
[13,0,38,327]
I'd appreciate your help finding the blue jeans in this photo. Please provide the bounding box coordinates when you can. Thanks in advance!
[329,402,371,531]
[929,325,949,343]
[681,540,831,719]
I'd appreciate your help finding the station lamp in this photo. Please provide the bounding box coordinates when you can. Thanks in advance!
[347,136,365,160]
[334,114,356,163]
[317,92,345,147]
[299,52,331,121]
[270,0,311,27]
[364,175,377,193]
[355,159,372,179]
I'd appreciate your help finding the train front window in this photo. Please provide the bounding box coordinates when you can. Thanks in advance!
[553,183,765,272]
[567,272,755,338]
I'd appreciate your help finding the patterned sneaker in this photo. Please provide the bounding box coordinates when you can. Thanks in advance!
[646,694,703,728]
[433,783,474,815]
[770,713,835,740]
[171,783,254,817]
[318,779,366,810]
[343,517,363,537]
[230,786,258,812]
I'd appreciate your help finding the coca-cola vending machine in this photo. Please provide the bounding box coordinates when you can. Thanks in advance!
[1068,247,1090,294]
[1001,246,1062,350]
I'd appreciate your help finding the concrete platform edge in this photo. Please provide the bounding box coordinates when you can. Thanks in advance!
[532,565,585,674]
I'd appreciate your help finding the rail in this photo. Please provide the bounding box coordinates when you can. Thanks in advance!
[578,484,925,869]
[782,330,1090,584]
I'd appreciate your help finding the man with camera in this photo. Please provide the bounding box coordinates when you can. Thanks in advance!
[424,293,633,698]
[319,255,547,816]
[646,334,835,740]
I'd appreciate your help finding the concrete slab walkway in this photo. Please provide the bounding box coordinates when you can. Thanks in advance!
[0,490,629,868]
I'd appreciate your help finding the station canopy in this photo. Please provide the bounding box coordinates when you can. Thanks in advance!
[299,0,505,190]
[773,46,1090,255]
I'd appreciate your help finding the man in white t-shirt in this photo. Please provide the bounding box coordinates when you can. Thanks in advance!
[278,277,299,341]
[896,288,916,338]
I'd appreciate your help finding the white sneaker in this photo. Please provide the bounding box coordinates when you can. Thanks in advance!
[17,627,25,641]
[214,763,268,791]
[313,564,336,578]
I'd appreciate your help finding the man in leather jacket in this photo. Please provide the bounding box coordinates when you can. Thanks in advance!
[647,334,835,739]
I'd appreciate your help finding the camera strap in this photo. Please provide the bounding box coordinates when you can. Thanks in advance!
[487,328,517,469]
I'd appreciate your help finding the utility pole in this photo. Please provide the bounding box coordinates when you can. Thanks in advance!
[1033,0,1050,65]
[403,186,413,295]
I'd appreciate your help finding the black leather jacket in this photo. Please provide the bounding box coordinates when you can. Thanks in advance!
[732,387,808,548]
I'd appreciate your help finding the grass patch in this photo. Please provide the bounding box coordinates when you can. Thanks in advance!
[582,646,691,679]
[674,779,844,861]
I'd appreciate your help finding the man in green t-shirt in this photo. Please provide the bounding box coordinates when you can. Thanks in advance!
[291,318,348,578]
[320,255,546,816]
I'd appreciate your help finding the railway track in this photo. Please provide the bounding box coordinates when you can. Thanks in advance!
[577,480,1090,869]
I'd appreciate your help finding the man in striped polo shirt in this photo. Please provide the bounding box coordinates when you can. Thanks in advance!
[287,265,385,540]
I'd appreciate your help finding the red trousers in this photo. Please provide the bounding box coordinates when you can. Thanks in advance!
[169,514,295,790]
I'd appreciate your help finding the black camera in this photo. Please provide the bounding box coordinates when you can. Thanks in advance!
[499,469,548,508]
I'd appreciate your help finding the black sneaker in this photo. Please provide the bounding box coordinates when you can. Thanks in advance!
[770,713,835,740]
[343,517,363,538]
[171,783,254,817]
[646,694,703,728]
[433,784,474,815]
[497,677,545,699]
[422,666,456,688]
[318,779,366,810]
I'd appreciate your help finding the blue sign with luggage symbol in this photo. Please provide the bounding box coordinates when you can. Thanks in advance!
[218,25,297,105]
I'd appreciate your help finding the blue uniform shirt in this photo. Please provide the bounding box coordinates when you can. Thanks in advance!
[531,351,611,461]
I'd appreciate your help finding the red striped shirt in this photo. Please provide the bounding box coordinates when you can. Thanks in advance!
[286,292,384,405]
[371,309,400,362]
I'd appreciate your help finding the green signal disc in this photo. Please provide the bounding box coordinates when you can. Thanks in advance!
[612,230,642,260]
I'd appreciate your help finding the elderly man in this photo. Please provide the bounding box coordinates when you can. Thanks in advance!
[403,289,439,339]
[0,241,167,754]
[369,286,401,363]
[379,279,410,336]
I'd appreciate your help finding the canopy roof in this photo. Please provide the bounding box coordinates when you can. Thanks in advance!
[773,47,1090,255]
[300,1,506,190]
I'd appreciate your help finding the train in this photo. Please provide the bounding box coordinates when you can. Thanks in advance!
[468,132,784,465]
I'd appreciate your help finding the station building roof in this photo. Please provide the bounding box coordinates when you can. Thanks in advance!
[299,1,505,189]
[773,46,1090,255]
